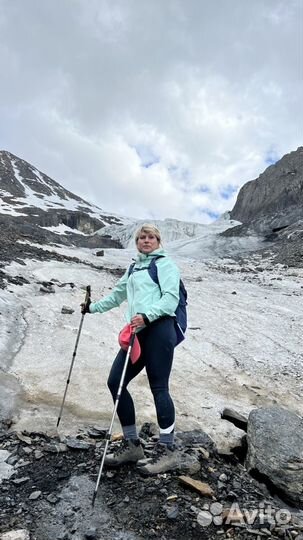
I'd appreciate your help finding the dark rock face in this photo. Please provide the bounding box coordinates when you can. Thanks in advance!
[0,150,123,249]
[225,147,303,267]
[230,147,303,228]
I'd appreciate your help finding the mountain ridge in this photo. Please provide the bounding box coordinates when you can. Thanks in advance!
[230,146,303,230]
[0,150,127,249]
[1,147,302,268]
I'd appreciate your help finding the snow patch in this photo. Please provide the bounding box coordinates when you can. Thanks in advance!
[40,224,88,236]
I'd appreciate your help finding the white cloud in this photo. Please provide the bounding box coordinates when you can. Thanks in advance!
[0,0,301,223]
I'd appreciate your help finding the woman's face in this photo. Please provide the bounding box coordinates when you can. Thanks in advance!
[137,232,160,254]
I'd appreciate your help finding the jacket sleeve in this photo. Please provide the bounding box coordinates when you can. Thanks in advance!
[145,257,180,323]
[89,270,128,314]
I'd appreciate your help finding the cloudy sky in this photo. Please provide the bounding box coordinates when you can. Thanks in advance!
[0,0,302,223]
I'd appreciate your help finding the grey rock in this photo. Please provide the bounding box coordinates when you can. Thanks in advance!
[165,504,179,519]
[95,250,104,256]
[175,429,215,452]
[28,490,42,500]
[46,494,59,504]
[87,426,107,439]
[14,460,31,469]
[16,434,32,445]
[6,455,19,466]
[34,450,44,460]
[12,477,30,485]
[40,285,55,294]
[246,406,303,506]
[61,305,75,314]
[0,450,14,482]
[65,438,93,450]
[178,452,201,475]
[44,443,67,453]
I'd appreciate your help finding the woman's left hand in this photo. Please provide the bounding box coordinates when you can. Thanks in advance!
[130,314,145,331]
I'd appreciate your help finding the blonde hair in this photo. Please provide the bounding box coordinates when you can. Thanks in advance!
[135,223,162,244]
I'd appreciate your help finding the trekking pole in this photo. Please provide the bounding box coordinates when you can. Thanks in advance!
[56,285,91,428]
[92,332,135,507]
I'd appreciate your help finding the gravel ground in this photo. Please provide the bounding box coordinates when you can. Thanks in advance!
[1,425,302,540]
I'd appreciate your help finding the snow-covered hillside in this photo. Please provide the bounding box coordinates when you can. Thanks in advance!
[1,228,302,451]
[0,150,132,229]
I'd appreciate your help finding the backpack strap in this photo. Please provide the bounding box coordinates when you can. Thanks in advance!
[127,262,136,277]
[147,255,163,287]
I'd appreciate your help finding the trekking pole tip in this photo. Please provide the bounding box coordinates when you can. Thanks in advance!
[92,491,97,507]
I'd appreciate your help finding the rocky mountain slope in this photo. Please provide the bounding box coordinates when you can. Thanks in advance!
[223,147,303,267]
[230,147,303,230]
[0,150,126,250]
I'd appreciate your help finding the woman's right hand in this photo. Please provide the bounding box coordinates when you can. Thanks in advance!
[130,314,145,331]
[81,299,91,314]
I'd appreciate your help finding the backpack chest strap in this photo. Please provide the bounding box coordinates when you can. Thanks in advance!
[128,256,163,289]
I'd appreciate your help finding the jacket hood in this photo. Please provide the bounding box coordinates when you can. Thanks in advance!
[135,247,166,262]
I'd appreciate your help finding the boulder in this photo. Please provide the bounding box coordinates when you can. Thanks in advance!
[246,406,303,506]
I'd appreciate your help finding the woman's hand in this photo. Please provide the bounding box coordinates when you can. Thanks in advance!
[130,314,145,331]
[81,299,91,314]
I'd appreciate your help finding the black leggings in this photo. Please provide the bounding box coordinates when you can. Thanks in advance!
[107,317,177,430]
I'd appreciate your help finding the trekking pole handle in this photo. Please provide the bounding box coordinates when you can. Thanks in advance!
[85,285,91,303]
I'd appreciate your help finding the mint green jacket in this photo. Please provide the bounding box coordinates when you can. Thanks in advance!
[89,248,180,323]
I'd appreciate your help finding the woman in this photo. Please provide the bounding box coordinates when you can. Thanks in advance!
[82,224,181,474]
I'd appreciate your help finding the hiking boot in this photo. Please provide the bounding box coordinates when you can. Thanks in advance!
[104,438,144,467]
[137,442,180,475]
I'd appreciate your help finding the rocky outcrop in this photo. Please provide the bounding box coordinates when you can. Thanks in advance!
[224,148,303,267]
[246,406,303,506]
[230,147,303,229]
[0,215,122,254]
